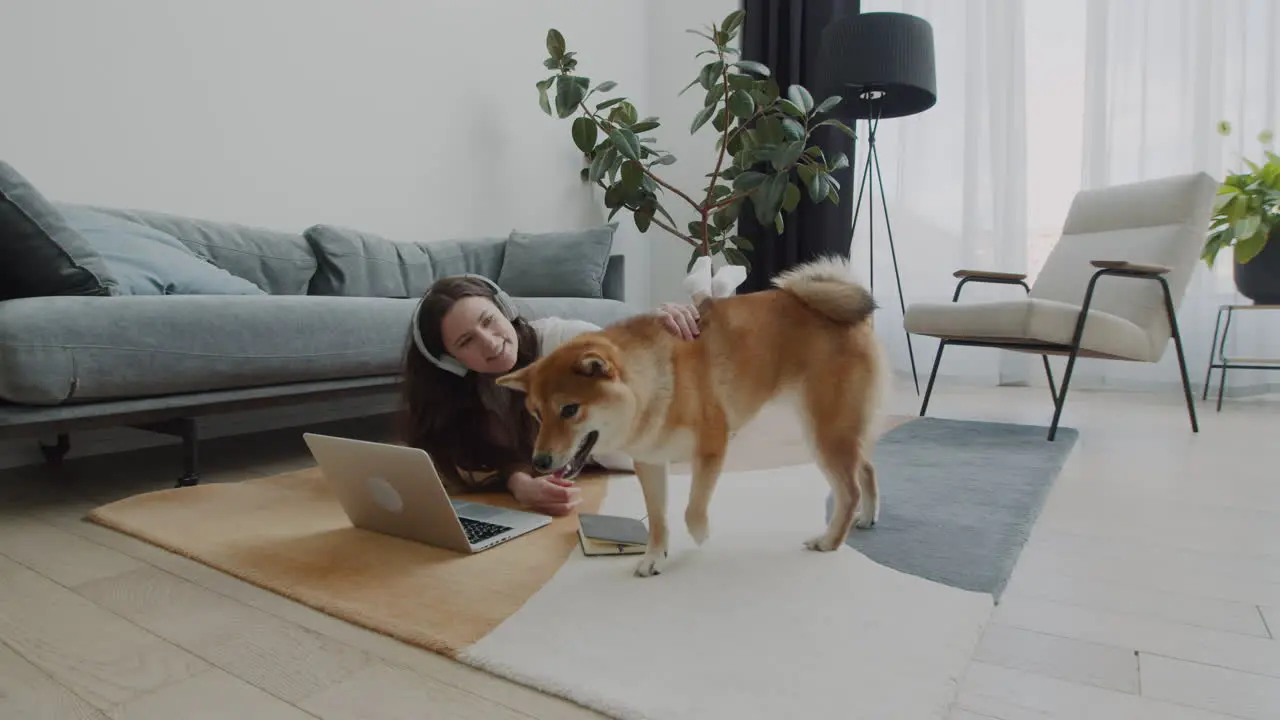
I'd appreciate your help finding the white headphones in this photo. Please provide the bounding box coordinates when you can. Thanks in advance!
[410,274,520,377]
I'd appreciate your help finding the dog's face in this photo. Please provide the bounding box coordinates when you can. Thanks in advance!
[495,340,634,480]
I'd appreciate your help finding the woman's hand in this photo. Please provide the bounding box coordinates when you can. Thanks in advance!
[508,471,582,516]
[656,302,700,340]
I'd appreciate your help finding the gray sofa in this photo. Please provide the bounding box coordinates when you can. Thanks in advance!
[0,160,638,486]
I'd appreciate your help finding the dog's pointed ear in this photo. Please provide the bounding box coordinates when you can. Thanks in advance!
[574,350,615,379]
[495,366,530,393]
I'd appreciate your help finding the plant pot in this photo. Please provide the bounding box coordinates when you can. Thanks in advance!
[1233,227,1280,305]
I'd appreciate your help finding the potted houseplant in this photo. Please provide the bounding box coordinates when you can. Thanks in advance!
[531,10,852,273]
[1202,122,1280,304]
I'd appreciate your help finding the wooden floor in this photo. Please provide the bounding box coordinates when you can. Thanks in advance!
[1,376,1278,719]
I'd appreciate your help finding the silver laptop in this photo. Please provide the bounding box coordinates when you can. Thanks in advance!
[302,432,551,553]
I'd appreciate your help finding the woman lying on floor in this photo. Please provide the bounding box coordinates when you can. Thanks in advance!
[398,273,700,516]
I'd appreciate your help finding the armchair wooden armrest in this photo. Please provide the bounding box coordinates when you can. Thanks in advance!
[952,269,1028,281]
[1090,260,1171,275]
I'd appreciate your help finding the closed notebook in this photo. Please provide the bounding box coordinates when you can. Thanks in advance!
[577,513,648,556]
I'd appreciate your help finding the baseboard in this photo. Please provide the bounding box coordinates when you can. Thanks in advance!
[0,393,399,471]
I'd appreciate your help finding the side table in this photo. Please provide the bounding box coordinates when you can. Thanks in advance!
[1202,303,1280,411]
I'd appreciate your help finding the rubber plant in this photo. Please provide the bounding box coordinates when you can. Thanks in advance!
[534,9,852,271]
[1203,121,1280,268]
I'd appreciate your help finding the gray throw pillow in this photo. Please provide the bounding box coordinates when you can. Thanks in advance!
[497,224,617,298]
[0,161,116,299]
[56,204,266,296]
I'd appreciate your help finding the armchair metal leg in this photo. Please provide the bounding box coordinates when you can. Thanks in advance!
[1163,281,1200,434]
[1041,355,1057,402]
[919,340,948,416]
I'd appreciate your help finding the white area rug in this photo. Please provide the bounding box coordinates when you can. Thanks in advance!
[458,464,994,719]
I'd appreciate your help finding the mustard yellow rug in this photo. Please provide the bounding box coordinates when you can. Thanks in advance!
[87,466,613,658]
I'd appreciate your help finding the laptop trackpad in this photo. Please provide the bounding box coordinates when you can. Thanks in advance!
[451,500,507,520]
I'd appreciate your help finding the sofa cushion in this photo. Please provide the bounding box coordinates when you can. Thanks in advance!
[303,224,511,298]
[77,205,317,295]
[497,224,617,298]
[0,295,638,405]
[55,204,267,296]
[903,297,1153,361]
[0,161,116,299]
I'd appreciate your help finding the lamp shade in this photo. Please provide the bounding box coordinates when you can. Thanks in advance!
[818,12,937,120]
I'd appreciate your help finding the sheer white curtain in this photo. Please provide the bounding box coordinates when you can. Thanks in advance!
[853,0,1280,399]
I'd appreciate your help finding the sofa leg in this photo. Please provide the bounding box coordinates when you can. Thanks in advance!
[131,418,201,488]
[39,433,71,465]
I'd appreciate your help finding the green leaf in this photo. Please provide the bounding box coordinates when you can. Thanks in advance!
[546,29,566,60]
[554,75,589,118]
[604,182,626,209]
[752,172,790,224]
[817,118,856,138]
[774,213,785,234]
[608,101,639,126]
[1233,215,1262,243]
[827,152,850,171]
[571,117,598,154]
[724,247,751,270]
[732,170,768,192]
[630,119,661,133]
[650,154,678,166]
[782,182,801,212]
[730,234,753,251]
[780,118,805,141]
[721,9,745,37]
[772,140,805,171]
[728,89,755,119]
[778,99,807,118]
[580,167,591,183]
[596,97,627,110]
[813,95,842,116]
[634,206,654,233]
[704,82,726,108]
[1234,225,1270,263]
[609,127,642,161]
[536,78,554,116]
[698,61,726,91]
[588,145,615,183]
[691,104,718,134]
[620,159,644,191]
[787,85,814,114]
[593,80,618,93]
[733,60,771,77]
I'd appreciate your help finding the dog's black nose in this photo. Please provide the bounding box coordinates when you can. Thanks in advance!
[532,453,554,474]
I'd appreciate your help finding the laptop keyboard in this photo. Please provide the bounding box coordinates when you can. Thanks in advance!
[460,517,512,544]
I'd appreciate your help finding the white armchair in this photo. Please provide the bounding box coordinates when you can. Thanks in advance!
[903,171,1220,440]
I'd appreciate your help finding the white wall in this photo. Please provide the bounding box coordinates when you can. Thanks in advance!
[0,0,661,468]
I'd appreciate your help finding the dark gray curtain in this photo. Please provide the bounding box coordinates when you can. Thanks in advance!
[738,0,861,293]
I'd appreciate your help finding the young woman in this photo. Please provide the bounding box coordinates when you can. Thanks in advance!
[399,274,700,516]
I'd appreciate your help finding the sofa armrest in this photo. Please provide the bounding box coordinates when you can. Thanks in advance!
[1090,260,1171,275]
[602,254,626,302]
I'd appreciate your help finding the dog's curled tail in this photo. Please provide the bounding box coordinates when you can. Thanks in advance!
[771,256,878,325]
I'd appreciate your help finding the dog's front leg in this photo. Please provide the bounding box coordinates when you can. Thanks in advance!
[633,461,669,577]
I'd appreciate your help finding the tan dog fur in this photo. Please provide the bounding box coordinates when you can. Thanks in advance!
[495,257,888,577]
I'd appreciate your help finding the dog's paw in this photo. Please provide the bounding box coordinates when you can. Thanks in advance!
[685,511,709,546]
[634,550,667,577]
[803,533,842,552]
[854,516,877,529]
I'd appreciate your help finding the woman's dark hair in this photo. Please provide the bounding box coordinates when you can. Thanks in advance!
[398,275,541,491]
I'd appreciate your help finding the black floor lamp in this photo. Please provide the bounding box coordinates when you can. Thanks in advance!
[817,12,937,394]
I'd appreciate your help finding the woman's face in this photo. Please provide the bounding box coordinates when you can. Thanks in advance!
[439,295,520,374]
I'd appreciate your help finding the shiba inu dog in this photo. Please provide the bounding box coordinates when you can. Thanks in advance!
[495,256,888,577]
